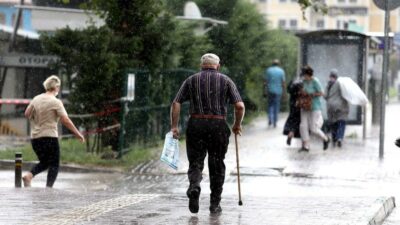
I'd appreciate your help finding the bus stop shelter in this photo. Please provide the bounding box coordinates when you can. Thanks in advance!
[296,30,369,126]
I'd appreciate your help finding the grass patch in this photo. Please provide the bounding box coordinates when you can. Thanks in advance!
[0,139,161,171]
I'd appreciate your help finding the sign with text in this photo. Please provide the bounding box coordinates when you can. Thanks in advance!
[126,73,135,101]
[0,54,59,68]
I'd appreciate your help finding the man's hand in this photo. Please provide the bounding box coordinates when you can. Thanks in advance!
[233,101,245,136]
[171,127,180,139]
[232,123,242,136]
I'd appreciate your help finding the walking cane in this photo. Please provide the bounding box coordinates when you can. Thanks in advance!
[235,133,243,206]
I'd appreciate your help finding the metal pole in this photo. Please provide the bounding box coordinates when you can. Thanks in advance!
[117,72,128,158]
[379,0,390,158]
[363,39,369,140]
[10,0,25,51]
[0,0,24,113]
[117,101,126,158]
[15,152,22,188]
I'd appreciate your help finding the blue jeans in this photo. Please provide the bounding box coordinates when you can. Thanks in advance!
[331,120,346,141]
[268,93,281,126]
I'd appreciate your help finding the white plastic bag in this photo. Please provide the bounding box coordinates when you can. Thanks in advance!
[337,77,369,106]
[160,132,180,170]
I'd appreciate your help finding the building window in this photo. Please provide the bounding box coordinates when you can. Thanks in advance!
[259,0,267,2]
[349,0,357,2]
[337,0,345,3]
[290,19,298,29]
[316,20,325,29]
[291,0,297,2]
[336,20,341,29]
[278,19,286,28]
[349,19,357,24]
[280,0,287,2]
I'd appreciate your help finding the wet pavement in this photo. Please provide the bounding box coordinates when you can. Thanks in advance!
[2,103,400,224]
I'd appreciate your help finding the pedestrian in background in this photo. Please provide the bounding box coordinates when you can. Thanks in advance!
[22,75,85,188]
[283,79,303,146]
[325,69,349,148]
[170,53,245,214]
[263,59,286,128]
[298,65,330,152]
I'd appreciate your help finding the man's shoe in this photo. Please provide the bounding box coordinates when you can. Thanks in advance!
[323,137,330,150]
[337,140,342,148]
[187,189,200,213]
[209,204,222,214]
[298,147,309,153]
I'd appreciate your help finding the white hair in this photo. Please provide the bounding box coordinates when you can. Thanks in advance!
[201,53,220,65]
[43,75,61,91]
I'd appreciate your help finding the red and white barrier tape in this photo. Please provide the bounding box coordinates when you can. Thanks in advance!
[2,123,121,141]
[60,123,121,138]
[0,99,31,105]
[69,107,120,118]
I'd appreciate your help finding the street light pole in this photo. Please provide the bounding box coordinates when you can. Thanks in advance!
[379,0,390,158]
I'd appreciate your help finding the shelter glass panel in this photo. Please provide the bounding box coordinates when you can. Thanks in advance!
[306,43,360,121]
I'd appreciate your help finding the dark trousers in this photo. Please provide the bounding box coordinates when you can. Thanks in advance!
[30,137,60,187]
[331,120,346,142]
[186,118,231,204]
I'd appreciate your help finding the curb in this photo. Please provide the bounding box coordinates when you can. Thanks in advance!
[368,196,396,225]
[0,160,122,174]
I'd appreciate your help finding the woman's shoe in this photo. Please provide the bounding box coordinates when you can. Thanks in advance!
[286,137,292,146]
[323,137,330,150]
[298,147,309,153]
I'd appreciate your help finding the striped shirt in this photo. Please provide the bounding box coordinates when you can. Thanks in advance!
[173,68,242,116]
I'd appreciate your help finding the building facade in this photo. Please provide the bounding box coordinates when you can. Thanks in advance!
[0,0,102,137]
[249,0,400,33]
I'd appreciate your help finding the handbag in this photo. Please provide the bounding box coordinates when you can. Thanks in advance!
[296,91,312,111]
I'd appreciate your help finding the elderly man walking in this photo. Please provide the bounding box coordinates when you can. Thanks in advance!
[170,53,245,214]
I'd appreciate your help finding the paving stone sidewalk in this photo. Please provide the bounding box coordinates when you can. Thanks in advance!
[0,188,394,225]
[2,104,400,225]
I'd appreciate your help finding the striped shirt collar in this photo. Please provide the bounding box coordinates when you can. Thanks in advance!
[201,68,217,71]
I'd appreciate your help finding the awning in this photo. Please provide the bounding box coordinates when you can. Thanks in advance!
[0,24,39,39]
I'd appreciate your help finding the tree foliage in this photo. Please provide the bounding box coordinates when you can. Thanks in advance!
[298,0,328,20]
[41,26,119,125]
[40,0,299,152]
[40,0,211,151]
[166,0,298,112]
